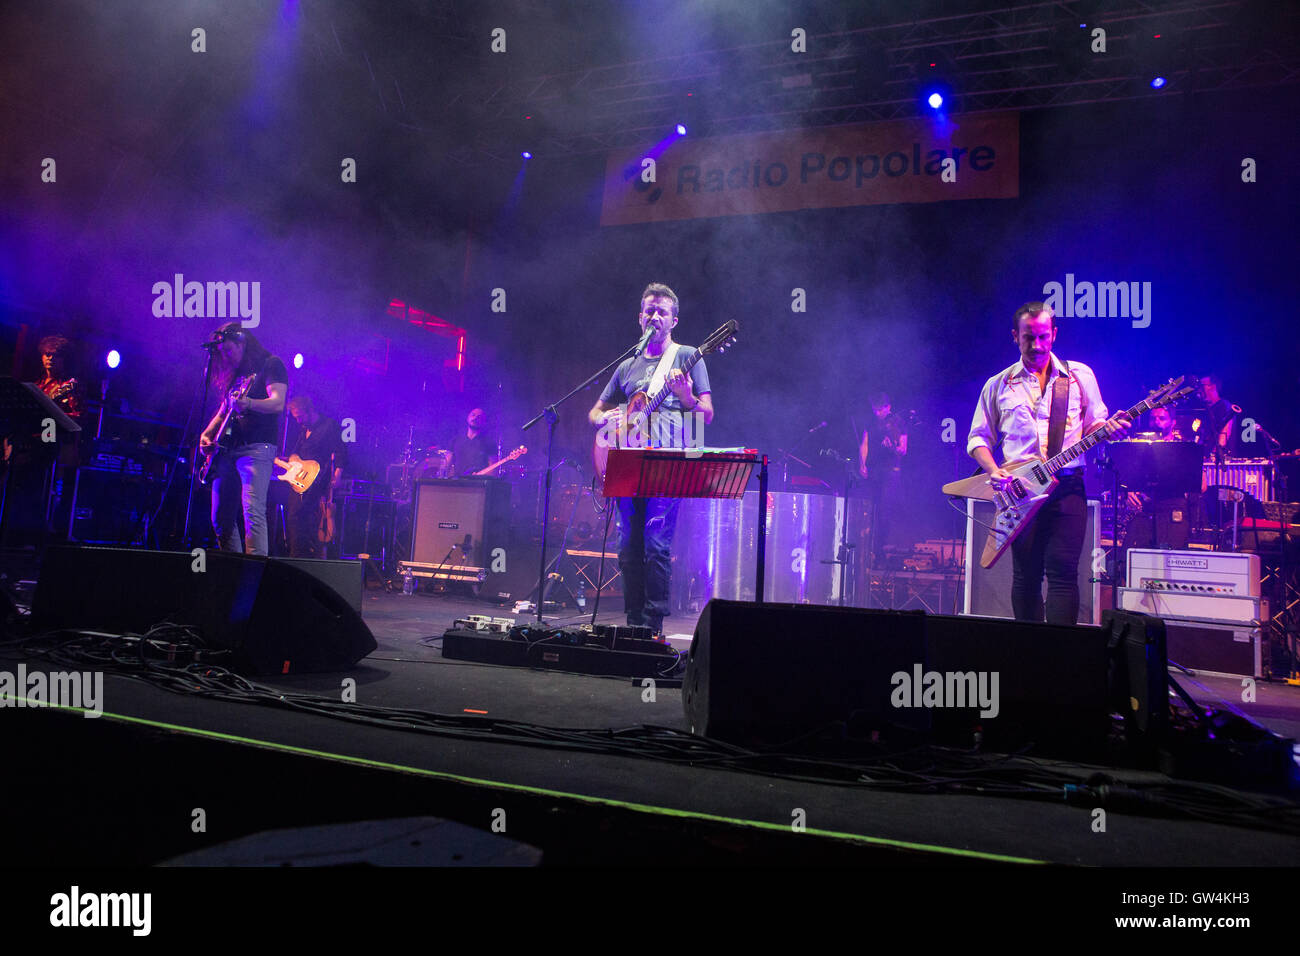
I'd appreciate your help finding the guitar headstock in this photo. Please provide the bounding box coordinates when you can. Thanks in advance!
[510,445,527,460]
[1146,376,1194,410]
[700,320,739,356]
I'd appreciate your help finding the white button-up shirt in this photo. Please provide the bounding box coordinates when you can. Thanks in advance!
[967,354,1109,470]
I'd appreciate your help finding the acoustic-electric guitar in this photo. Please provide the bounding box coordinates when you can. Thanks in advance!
[592,320,738,484]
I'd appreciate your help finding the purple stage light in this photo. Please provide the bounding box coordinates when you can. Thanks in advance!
[293,352,304,369]
[105,349,120,369]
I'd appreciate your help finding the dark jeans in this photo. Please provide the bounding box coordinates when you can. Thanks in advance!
[616,496,680,631]
[1010,472,1087,625]
[287,490,324,559]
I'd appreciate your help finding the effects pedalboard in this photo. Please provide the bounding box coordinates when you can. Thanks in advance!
[440,620,682,678]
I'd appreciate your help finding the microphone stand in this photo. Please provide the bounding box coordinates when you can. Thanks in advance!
[521,330,651,625]
[182,345,219,547]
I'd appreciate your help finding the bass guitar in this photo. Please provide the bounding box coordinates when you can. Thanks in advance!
[199,374,256,485]
[474,445,527,477]
[941,376,1194,569]
[592,320,738,483]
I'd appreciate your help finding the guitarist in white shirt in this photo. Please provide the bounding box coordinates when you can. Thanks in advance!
[966,302,1131,624]
[587,282,714,636]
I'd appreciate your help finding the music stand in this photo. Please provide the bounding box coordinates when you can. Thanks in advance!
[0,379,82,553]
[600,447,766,601]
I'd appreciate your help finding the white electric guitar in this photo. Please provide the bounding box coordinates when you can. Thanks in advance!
[941,377,1194,569]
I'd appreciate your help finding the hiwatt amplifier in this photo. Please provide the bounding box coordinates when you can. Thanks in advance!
[1119,549,1262,623]
[409,478,510,573]
[964,498,1102,625]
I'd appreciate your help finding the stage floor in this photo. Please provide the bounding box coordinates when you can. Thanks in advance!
[6,585,1298,867]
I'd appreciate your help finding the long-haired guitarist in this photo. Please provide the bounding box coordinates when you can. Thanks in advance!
[966,302,1130,624]
[587,282,714,636]
[199,323,288,555]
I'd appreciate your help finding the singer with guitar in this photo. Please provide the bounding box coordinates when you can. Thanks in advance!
[199,323,287,556]
[587,282,714,636]
[284,394,346,559]
[965,302,1131,624]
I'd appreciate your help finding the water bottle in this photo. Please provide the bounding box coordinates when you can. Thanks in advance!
[402,569,415,596]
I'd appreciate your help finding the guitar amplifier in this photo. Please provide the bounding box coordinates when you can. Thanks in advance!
[1119,548,1262,624]
[410,479,510,570]
[963,498,1101,625]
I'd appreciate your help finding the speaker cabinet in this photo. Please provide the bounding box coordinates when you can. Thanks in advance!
[339,496,396,561]
[411,479,510,568]
[69,467,152,545]
[963,498,1101,624]
[684,599,1111,758]
[32,547,376,674]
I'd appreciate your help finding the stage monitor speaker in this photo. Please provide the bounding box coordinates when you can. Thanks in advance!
[273,556,364,615]
[963,498,1101,624]
[32,546,376,674]
[684,599,1111,758]
[411,479,509,567]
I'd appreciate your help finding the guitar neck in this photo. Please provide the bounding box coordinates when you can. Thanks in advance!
[1042,395,1157,476]
[646,349,701,415]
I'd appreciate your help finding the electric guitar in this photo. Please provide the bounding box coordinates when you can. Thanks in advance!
[592,320,738,482]
[941,377,1194,569]
[473,445,527,477]
[199,374,257,485]
[273,454,321,494]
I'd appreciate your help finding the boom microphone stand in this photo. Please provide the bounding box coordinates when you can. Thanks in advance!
[522,326,653,625]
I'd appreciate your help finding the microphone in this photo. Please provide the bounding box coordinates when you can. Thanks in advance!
[633,324,655,357]
[809,421,828,433]
[200,340,222,350]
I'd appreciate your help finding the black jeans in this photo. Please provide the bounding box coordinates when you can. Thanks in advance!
[615,496,680,631]
[1010,473,1087,625]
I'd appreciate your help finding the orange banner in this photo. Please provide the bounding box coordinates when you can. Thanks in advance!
[600,112,1019,226]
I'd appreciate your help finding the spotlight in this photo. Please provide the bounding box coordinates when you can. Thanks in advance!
[1150,76,1166,89]
[105,349,120,369]
[927,92,944,110]
[521,151,532,159]
[676,124,687,136]
[293,352,304,369]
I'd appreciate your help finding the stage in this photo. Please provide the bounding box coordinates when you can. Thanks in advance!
[6,586,1298,869]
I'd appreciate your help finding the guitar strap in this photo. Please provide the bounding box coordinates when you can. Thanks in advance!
[1046,359,1071,458]
[645,343,681,400]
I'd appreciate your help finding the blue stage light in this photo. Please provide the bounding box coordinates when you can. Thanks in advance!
[927,92,944,109]
[676,124,687,136]
[1150,76,1166,89]
[106,349,120,369]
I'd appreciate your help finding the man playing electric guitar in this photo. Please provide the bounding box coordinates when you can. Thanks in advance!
[284,394,346,559]
[966,302,1131,624]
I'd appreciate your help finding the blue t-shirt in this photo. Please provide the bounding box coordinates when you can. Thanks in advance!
[599,344,711,449]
